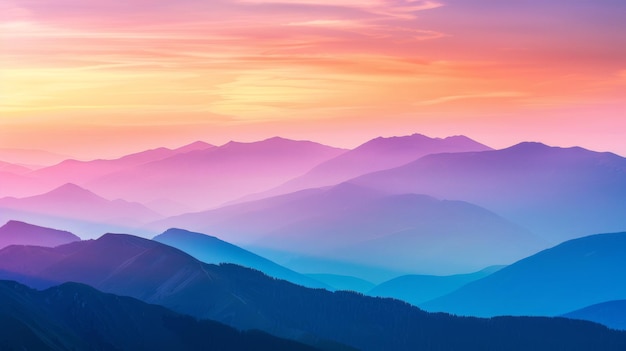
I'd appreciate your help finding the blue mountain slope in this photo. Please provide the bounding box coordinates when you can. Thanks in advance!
[153,228,329,289]
[423,232,626,317]
[369,266,503,306]
[563,300,626,331]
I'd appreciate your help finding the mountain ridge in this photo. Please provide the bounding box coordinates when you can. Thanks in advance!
[423,231,626,317]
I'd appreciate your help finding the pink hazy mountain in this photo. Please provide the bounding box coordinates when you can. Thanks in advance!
[0,183,163,227]
[240,134,491,202]
[0,171,53,198]
[28,141,215,187]
[0,161,32,175]
[351,142,626,243]
[0,148,70,166]
[0,220,80,249]
[152,183,381,243]
[0,141,214,199]
[86,137,347,210]
[155,182,544,274]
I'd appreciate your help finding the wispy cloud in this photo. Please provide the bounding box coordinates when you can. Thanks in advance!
[415,92,528,106]
[2,0,625,155]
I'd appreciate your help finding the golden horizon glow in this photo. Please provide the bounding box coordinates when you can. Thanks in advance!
[1,0,625,158]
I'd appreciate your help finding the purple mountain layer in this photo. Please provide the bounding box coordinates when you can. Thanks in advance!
[0,184,165,238]
[0,183,163,225]
[0,220,80,249]
[86,137,346,209]
[0,141,214,198]
[239,133,491,202]
[351,142,626,242]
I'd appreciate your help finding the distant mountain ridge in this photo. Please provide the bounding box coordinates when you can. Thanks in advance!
[0,183,163,237]
[85,137,347,209]
[0,160,31,175]
[369,265,504,306]
[239,133,491,201]
[29,141,215,184]
[0,183,162,222]
[351,142,626,242]
[0,148,70,166]
[0,141,215,199]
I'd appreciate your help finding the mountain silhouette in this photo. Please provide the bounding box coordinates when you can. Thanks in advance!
[153,228,329,289]
[1,232,624,350]
[563,300,626,331]
[86,137,346,210]
[239,133,491,202]
[0,279,321,351]
[0,220,79,250]
[423,232,626,317]
[352,142,626,242]
[369,266,503,306]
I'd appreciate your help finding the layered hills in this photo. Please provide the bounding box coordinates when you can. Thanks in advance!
[1,232,625,351]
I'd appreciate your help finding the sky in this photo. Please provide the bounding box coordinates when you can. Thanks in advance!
[1,0,625,158]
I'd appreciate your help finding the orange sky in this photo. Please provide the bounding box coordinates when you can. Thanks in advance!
[1,0,625,158]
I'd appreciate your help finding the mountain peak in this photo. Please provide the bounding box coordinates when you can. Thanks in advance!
[46,183,102,200]
[505,141,551,152]
[358,133,490,152]
[444,135,493,149]
[1,220,48,232]
[157,228,220,241]
[174,141,214,153]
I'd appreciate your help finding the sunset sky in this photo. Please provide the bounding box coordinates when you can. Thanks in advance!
[1,0,625,158]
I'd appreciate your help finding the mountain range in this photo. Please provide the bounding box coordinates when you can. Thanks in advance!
[1,231,626,350]
[84,137,346,210]
[0,142,214,200]
[238,133,491,202]
[157,182,545,275]
[351,142,626,243]
[2,133,626,350]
